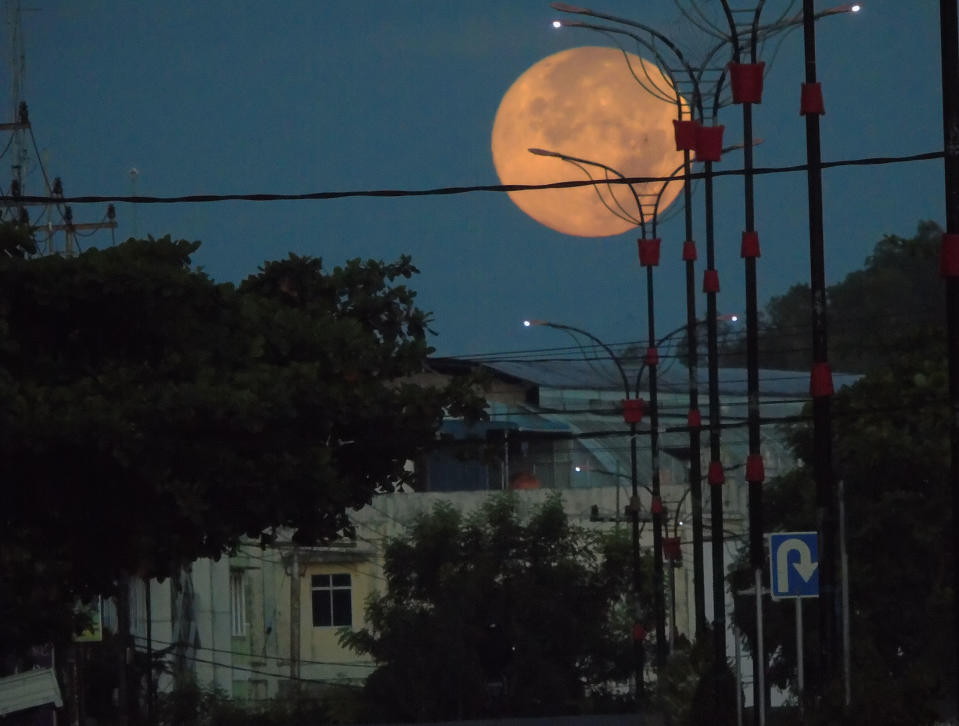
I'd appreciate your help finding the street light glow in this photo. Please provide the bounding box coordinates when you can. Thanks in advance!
[552,20,562,29]
[851,3,862,11]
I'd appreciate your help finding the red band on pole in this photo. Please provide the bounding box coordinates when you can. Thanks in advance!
[687,409,702,428]
[651,496,664,514]
[800,82,825,115]
[703,269,720,293]
[941,233,959,277]
[644,346,659,367]
[708,460,725,486]
[694,125,725,162]
[745,454,765,483]
[741,230,761,258]
[622,398,645,423]
[729,62,766,104]
[682,240,698,261]
[638,237,662,267]
[673,119,699,151]
[810,362,834,397]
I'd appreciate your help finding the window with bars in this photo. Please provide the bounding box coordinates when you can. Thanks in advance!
[311,573,352,628]
[230,571,246,637]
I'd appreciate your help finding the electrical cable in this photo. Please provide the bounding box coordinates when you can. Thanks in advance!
[0,150,943,207]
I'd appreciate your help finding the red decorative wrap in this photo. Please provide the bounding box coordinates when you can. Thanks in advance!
[633,624,647,641]
[687,409,702,428]
[694,124,724,162]
[638,237,662,267]
[682,240,698,261]
[663,536,683,562]
[703,268,720,293]
[644,346,659,367]
[673,119,699,151]
[741,230,761,258]
[745,454,765,483]
[800,82,825,115]
[651,496,664,514]
[940,233,959,277]
[729,62,766,104]
[708,460,725,486]
[810,362,834,397]
[622,398,645,423]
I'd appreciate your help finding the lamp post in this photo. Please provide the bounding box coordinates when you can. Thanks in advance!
[523,317,648,699]
[548,12,733,692]
[525,315,738,681]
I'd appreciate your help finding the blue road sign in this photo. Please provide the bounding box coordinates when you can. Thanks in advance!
[768,531,819,599]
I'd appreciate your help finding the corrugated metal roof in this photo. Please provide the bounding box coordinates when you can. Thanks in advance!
[0,668,63,716]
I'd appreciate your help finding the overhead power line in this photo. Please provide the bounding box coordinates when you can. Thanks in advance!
[0,150,943,207]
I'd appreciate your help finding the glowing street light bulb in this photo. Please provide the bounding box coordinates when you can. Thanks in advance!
[552,20,562,28]
[851,3,862,11]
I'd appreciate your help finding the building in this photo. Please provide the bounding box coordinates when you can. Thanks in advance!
[121,357,856,704]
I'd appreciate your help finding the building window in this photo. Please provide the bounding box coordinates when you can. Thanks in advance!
[311,574,352,627]
[230,571,246,637]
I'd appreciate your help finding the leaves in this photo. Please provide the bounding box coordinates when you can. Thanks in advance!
[342,493,641,722]
[0,237,485,652]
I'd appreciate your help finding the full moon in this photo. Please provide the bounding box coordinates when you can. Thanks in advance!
[491,46,686,238]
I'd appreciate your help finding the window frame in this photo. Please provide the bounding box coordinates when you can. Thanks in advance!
[310,573,353,628]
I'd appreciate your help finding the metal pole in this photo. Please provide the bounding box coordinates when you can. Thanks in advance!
[704,155,727,710]
[683,142,707,638]
[630,422,646,701]
[796,597,804,715]
[648,264,667,667]
[938,0,959,711]
[839,479,851,706]
[803,0,839,683]
[735,628,743,726]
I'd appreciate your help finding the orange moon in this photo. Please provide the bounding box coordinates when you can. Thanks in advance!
[491,46,686,238]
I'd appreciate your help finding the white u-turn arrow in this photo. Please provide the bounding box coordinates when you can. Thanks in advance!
[776,538,819,594]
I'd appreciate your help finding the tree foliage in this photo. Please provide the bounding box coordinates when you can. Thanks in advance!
[0,237,482,651]
[342,493,644,722]
[720,220,944,372]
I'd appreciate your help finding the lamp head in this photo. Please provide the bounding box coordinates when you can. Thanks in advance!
[528,147,562,158]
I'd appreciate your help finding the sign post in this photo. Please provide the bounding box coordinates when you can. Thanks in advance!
[768,532,819,711]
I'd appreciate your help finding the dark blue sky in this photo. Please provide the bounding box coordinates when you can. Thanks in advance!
[4,1,945,357]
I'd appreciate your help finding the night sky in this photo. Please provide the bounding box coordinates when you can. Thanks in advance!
[3,1,945,358]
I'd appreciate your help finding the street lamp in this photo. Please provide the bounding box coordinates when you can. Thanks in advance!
[547,14,732,687]
[524,314,739,686]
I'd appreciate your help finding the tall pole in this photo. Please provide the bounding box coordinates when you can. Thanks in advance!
[721,4,768,720]
[939,0,959,711]
[646,263,668,667]
[683,142,707,638]
[704,154,727,709]
[802,0,839,686]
